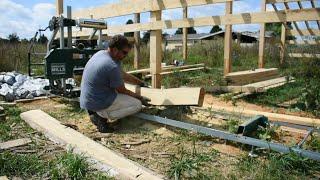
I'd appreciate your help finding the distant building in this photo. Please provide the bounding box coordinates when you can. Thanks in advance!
[165,30,275,50]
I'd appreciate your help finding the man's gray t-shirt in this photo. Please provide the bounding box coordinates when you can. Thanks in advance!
[80,50,123,111]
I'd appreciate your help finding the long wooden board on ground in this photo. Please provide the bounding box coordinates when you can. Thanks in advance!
[205,105,320,127]
[125,83,205,106]
[224,68,279,85]
[0,138,32,150]
[145,67,205,78]
[288,53,320,58]
[127,63,205,74]
[20,110,163,179]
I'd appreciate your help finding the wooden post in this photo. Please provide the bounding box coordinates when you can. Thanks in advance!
[56,0,63,15]
[150,11,162,89]
[224,1,233,75]
[258,0,266,68]
[280,24,286,65]
[134,13,141,69]
[182,7,188,61]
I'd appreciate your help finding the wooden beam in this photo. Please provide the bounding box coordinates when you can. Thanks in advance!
[145,67,205,77]
[150,11,162,88]
[287,29,320,36]
[127,63,205,74]
[225,68,279,85]
[280,24,286,65]
[288,53,320,58]
[283,2,300,31]
[125,84,205,106]
[267,0,310,3]
[134,13,141,69]
[105,8,320,34]
[258,0,267,68]
[73,0,233,19]
[297,1,311,29]
[56,0,63,16]
[310,0,320,29]
[287,40,320,45]
[0,138,32,150]
[205,105,320,126]
[224,1,233,75]
[182,7,188,61]
[20,110,163,179]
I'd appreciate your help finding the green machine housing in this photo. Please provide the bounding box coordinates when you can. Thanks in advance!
[45,48,99,79]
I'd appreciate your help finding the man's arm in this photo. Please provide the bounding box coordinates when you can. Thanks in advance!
[116,85,142,100]
[121,70,144,86]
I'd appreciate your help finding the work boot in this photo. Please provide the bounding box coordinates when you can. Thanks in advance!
[89,113,115,133]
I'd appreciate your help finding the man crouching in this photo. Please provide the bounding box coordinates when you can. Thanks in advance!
[80,35,149,132]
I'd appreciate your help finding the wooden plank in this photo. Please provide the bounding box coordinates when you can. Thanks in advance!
[125,83,205,106]
[225,68,279,85]
[56,0,63,15]
[206,86,258,93]
[0,138,32,150]
[310,0,320,29]
[287,40,319,45]
[267,0,310,3]
[280,24,286,65]
[150,11,162,88]
[288,53,320,58]
[134,13,141,69]
[0,176,9,180]
[127,63,205,74]
[145,67,205,77]
[73,0,233,19]
[258,0,267,69]
[183,7,188,61]
[287,29,320,36]
[20,110,163,179]
[224,1,233,75]
[205,105,320,127]
[105,8,320,34]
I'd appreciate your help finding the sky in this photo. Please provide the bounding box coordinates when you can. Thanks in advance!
[0,0,319,39]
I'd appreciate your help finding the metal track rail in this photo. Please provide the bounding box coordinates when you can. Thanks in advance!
[134,113,320,161]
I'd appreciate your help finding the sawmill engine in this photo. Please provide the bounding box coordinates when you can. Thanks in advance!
[28,7,107,98]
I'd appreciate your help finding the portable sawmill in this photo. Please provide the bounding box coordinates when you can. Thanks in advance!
[28,6,107,97]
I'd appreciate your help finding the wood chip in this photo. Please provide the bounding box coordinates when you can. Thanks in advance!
[0,138,32,150]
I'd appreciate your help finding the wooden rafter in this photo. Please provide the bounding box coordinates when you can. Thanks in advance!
[310,0,320,29]
[297,1,311,29]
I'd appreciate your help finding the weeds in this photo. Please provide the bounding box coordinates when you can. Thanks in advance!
[224,118,242,133]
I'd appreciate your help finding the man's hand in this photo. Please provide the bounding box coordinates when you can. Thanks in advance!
[140,96,151,106]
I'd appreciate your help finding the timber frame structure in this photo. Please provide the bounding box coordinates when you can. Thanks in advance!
[57,0,320,88]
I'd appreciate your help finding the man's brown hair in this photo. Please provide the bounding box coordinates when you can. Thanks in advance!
[108,35,132,50]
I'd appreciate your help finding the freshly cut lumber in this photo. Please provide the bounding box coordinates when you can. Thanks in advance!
[289,53,320,58]
[125,83,205,106]
[145,67,205,78]
[224,68,279,85]
[0,176,9,180]
[206,86,257,93]
[0,138,32,150]
[127,63,204,74]
[243,76,294,91]
[287,40,319,45]
[205,105,320,127]
[287,29,320,36]
[20,110,163,179]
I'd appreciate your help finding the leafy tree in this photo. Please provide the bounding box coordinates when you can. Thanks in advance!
[210,25,222,33]
[38,34,48,44]
[266,22,295,40]
[124,19,134,37]
[175,27,197,35]
[8,33,20,43]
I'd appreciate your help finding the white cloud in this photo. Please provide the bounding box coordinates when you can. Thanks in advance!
[0,0,55,39]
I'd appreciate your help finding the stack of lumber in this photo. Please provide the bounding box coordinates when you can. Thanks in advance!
[224,68,279,85]
[207,77,294,94]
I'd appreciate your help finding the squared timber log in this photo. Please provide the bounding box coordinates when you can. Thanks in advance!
[224,68,279,85]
